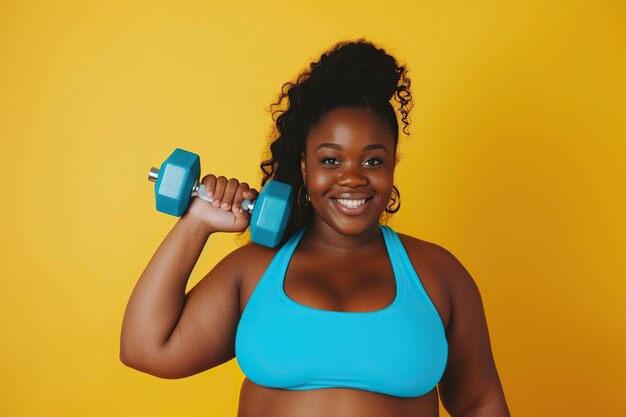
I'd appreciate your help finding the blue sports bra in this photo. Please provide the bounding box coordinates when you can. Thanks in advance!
[235,225,448,398]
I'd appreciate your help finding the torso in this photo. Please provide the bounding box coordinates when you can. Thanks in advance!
[236,230,451,417]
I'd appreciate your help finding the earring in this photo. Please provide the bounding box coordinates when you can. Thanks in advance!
[297,183,310,208]
[385,185,401,214]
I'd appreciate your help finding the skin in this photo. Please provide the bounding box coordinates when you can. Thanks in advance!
[120,107,511,416]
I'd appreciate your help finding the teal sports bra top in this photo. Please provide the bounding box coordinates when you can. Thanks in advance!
[235,226,448,398]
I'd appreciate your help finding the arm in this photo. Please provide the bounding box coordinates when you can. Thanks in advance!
[437,249,511,417]
[120,176,256,378]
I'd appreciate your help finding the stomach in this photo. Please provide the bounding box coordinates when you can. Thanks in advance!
[237,378,440,417]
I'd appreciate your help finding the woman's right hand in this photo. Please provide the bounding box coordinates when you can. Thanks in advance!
[186,175,259,234]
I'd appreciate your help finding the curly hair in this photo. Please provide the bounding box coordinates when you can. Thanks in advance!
[260,39,413,243]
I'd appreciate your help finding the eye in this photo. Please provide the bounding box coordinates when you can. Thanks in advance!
[321,157,340,165]
[362,158,383,167]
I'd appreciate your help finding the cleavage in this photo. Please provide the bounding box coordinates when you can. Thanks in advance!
[283,252,397,313]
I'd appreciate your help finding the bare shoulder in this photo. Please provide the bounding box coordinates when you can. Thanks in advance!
[194,242,276,298]
[396,232,451,261]
[397,232,477,288]
[214,242,276,282]
[396,232,478,329]
[221,242,278,314]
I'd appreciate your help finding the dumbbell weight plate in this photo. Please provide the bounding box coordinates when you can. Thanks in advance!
[250,180,293,248]
[154,148,201,216]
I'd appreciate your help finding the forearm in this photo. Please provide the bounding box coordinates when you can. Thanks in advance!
[120,214,212,362]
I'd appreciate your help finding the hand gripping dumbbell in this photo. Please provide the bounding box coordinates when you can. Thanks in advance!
[148,148,293,248]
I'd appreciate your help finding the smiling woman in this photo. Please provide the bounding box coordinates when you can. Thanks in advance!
[120,39,511,417]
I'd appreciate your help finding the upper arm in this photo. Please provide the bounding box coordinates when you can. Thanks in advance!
[146,248,246,379]
[435,249,510,416]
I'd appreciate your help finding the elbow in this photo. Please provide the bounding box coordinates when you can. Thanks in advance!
[119,346,188,380]
[119,336,155,374]
[119,343,152,375]
[119,336,140,369]
[119,345,146,372]
[119,348,136,369]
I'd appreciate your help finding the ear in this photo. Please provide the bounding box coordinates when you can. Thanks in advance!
[300,152,307,184]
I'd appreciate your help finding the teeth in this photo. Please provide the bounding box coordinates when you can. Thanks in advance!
[337,198,366,208]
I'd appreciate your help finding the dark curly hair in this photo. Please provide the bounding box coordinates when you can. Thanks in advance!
[260,39,413,243]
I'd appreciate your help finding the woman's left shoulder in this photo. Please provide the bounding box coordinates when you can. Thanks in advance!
[396,231,475,288]
[395,230,480,328]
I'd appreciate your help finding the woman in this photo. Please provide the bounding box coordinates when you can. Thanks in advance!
[121,39,511,417]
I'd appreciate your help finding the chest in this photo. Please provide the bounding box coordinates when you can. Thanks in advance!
[283,251,397,313]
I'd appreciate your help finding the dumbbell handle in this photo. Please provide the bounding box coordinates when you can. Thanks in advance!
[148,167,255,213]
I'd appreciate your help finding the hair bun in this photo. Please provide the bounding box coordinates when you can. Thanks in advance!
[308,40,400,101]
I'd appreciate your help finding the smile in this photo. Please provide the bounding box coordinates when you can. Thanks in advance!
[336,198,367,208]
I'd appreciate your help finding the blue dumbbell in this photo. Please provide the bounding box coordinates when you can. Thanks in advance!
[148,148,293,248]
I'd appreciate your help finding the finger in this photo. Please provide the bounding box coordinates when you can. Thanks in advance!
[238,187,259,216]
[232,182,249,214]
[220,178,240,210]
[243,187,259,202]
[201,174,217,199]
[212,176,228,207]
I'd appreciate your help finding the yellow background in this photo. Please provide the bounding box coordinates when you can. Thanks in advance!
[1,1,624,416]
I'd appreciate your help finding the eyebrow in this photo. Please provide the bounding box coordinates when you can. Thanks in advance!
[315,143,389,153]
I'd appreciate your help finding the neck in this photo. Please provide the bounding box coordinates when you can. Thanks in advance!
[300,218,383,256]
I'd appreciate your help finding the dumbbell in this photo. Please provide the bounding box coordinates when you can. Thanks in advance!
[148,148,293,248]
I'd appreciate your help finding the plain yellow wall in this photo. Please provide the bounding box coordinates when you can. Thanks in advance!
[1,1,624,416]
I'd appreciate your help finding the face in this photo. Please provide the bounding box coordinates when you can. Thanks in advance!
[301,107,396,237]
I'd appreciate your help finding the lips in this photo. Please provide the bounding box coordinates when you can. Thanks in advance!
[330,193,373,215]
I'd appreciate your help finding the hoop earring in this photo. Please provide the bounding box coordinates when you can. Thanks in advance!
[297,184,310,208]
[385,185,401,214]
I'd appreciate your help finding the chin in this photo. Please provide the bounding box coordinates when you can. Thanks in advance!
[322,216,382,237]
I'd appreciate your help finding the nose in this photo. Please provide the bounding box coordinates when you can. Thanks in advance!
[337,164,368,187]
